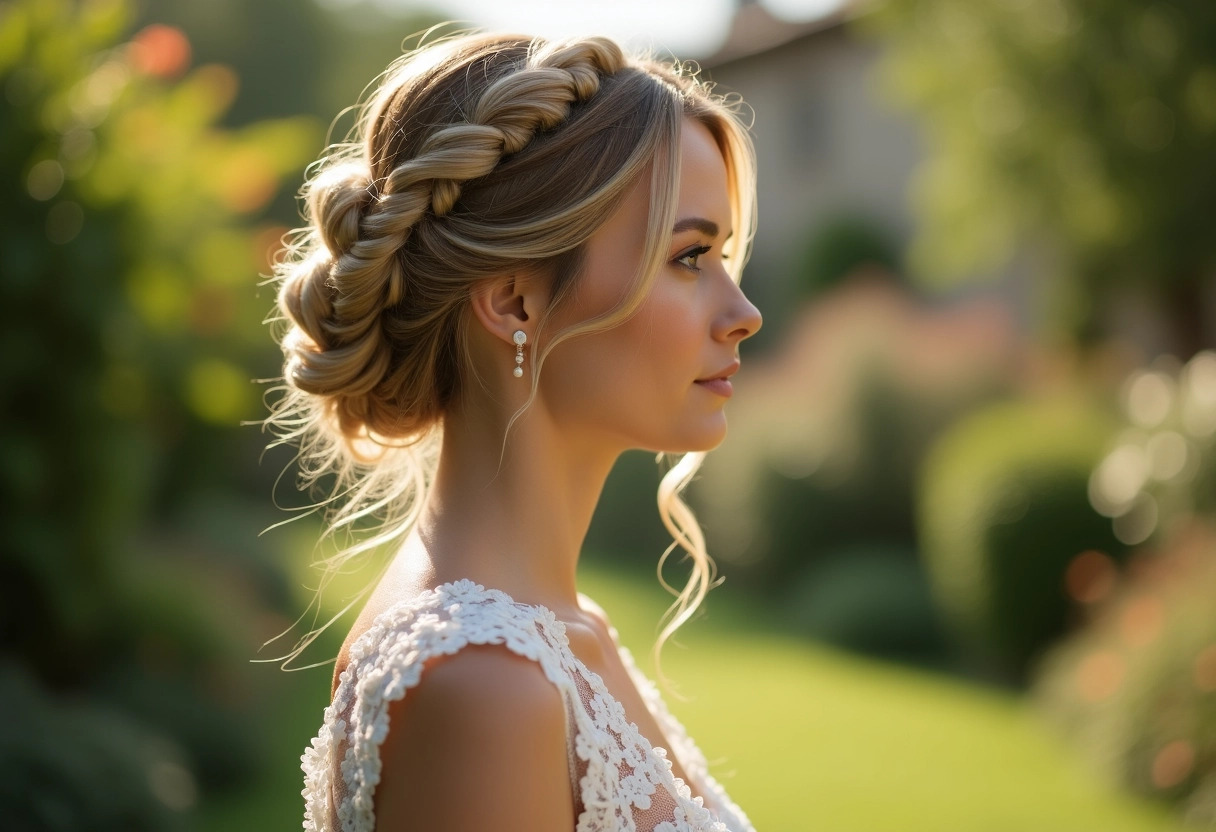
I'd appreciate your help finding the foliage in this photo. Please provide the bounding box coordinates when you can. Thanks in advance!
[783,542,949,666]
[755,366,939,571]
[864,0,1216,345]
[137,0,441,130]
[1031,351,1216,828]
[796,213,901,298]
[584,450,676,570]
[1089,351,1216,548]
[0,0,316,824]
[918,397,1126,682]
[694,280,1017,591]
[0,662,189,832]
[1033,521,1216,828]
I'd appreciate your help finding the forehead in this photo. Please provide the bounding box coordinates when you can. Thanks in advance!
[576,118,731,276]
[676,118,730,224]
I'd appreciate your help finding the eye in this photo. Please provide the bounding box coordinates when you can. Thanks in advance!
[675,244,712,272]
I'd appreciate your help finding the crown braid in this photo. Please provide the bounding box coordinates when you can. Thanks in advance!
[279,37,625,423]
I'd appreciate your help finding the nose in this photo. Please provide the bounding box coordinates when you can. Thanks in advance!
[714,280,762,343]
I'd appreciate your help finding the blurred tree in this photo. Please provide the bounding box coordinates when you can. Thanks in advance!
[1089,351,1216,548]
[796,213,902,298]
[0,0,316,824]
[135,0,443,126]
[865,0,1216,353]
[128,0,443,232]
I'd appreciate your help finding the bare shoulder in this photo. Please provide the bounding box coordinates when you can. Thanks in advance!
[374,643,575,832]
[576,591,621,647]
[577,591,614,631]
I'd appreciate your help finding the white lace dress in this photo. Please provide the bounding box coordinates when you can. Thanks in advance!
[300,579,756,832]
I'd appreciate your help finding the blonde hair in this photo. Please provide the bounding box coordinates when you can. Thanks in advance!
[264,30,757,679]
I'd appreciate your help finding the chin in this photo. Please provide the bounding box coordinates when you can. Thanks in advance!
[649,420,728,455]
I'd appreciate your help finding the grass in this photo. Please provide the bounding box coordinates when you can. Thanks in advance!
[199,559,1188,831]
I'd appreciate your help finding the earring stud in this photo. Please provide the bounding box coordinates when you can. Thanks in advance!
[512,330,526,378]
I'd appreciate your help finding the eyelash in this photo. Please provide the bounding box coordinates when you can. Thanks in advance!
[674,245,713,272]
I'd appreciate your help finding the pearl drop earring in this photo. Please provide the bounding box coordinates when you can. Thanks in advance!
[512,330,527,378]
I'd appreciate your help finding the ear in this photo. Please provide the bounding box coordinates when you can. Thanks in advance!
[468,270,548,346]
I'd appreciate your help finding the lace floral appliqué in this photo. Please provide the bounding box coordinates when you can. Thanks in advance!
[300,580,756,832]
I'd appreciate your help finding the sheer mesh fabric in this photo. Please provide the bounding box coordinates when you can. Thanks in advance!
[300,580,755,832]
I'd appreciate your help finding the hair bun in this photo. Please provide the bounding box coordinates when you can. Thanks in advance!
[308,162,376,257]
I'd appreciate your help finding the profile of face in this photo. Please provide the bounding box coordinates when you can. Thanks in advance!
[537,117,763,455]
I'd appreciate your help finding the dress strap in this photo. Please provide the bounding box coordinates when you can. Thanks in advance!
[302,580,582,832]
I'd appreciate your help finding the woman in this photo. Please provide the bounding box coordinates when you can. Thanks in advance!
[269,30,762,831]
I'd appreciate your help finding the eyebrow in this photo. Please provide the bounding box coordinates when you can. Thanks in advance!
[672,217,720,237]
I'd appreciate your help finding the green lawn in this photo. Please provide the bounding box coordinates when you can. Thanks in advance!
[201,560,1187,831]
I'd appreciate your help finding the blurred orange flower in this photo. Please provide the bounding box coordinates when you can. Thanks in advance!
[129,24,191,79]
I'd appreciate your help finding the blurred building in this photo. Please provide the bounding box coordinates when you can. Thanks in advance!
[702,2,1037,335]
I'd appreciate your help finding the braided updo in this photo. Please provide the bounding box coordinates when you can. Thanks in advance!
[278,36,639,442]
[266,31,757,671]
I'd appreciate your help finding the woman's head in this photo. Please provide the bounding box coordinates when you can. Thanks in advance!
[273,31,758,457]
[267,31,759,673]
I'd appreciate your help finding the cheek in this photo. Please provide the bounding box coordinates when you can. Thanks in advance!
[632,278,703,370]
[549,283,702,405]
[535,275,722,450]
[573,276,697,386]
[540,316,657,407]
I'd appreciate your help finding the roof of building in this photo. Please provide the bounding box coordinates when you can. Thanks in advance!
[700,0,863,67]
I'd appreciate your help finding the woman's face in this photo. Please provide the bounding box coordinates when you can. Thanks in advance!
[539,117,762,455]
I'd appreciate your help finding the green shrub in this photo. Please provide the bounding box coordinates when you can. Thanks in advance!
[785,543,951,667]
[918,398,1125,682]
[754,365,969,585]
[0,662,189,832]
[1032,521,1216,828]
[797,213,901,298]
[584,450,673,570]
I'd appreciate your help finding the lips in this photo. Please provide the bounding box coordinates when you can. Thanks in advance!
[695,360,740,384]
[695,377,733,397]
[694,360,740,398]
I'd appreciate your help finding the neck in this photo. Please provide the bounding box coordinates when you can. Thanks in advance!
[399,395,619,616]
